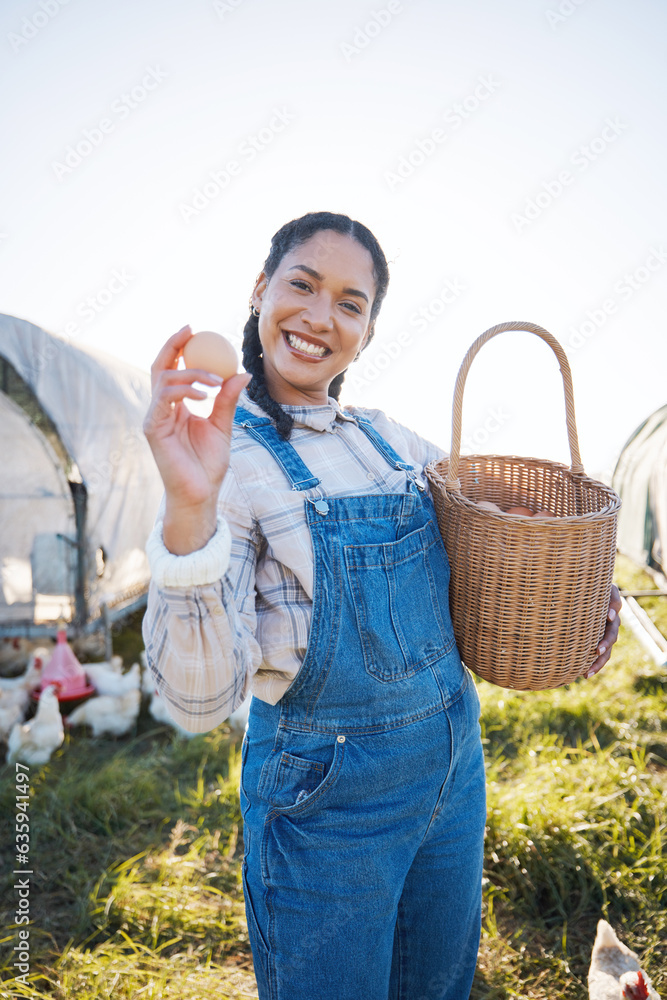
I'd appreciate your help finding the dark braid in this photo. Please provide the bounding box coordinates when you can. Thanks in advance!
[241,311,295,439]
[243,211,390,439]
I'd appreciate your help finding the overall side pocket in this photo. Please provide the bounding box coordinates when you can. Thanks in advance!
[263,736,347,820]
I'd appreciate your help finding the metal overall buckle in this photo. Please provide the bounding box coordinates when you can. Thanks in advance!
[405,467,426,492]
[305,486,330,516]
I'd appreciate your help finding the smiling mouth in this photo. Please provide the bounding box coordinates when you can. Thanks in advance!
[283,331,332,358]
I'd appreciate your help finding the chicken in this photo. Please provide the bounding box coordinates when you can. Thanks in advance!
[88,654,124,674]
[620,972,661,1000]
[139,649,157,696]
[588,920,661,1000]
[0,648,49,693]
[0,698,25,742]
[0,636,24,669]
[148,689,197,738]
[65,689,140,738]
[0,636,36,671]
[84,660,140,697]
[0,650,50,720]
[7,685,64,765]
[0,683,32,718]
[227,693,252,735]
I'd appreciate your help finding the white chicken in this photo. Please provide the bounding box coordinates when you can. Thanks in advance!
[87,654,124,675]
[65,688,140,738]
[0,648,49,693]
[0,698,25,742]
[148,689,197,738]
[7,685,64,765]
[139,649,157,697]
[84,660,140,697]
[0,636,37,671]
[227,693,252,735]
[588,920,661,1000]
[0,683,32,715]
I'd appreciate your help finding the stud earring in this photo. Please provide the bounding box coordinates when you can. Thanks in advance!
[251,306,260,317]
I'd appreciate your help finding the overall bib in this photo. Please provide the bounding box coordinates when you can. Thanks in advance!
[234,406,486,1000]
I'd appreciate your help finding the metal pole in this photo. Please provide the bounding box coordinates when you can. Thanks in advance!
[101,601,113,660]
[620,597,667,668]
[70,482,88,629]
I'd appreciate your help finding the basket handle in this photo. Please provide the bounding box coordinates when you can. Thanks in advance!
[445,321,585,490]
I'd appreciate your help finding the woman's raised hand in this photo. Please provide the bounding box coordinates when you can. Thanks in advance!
[143,325,251,553]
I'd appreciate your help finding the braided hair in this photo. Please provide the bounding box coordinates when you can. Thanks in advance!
[242,211,390,439]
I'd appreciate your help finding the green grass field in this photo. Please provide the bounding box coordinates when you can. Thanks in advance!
[1,554,665,999]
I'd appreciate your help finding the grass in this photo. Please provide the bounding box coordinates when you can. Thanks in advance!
[1,557,666,999]
[0,723,255,999]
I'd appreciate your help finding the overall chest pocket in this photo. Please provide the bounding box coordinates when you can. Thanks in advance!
[344,519,456,682]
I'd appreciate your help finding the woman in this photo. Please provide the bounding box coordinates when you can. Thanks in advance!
[142,211,621,1000]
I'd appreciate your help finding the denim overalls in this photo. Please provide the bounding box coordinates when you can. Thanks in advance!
[234,405,486,1000]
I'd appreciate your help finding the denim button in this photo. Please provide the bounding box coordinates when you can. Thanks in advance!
[337,735,346,743]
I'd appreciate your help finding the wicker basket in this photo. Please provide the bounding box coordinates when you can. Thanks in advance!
[425,321,621,690]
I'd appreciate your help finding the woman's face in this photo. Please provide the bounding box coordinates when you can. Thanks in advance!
[251,230,376,406]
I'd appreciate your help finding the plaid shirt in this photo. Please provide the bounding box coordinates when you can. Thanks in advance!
[141,389,446,733]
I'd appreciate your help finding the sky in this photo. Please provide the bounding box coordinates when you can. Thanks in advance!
[1,0,666,481]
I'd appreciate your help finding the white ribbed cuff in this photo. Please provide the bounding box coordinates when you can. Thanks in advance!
[146,514,232,588]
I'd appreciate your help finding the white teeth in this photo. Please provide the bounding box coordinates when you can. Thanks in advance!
[287,333,327,356]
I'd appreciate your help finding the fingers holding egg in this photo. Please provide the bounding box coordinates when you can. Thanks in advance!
[182,331,239,381]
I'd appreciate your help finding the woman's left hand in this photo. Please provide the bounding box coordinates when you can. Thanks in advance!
[585,584,622,678]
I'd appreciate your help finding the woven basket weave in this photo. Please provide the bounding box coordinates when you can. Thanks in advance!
[425,321,621,690]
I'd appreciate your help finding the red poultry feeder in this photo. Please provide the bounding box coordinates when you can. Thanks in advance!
[38,624,95,702]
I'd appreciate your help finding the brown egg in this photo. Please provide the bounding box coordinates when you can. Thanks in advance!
[182,331,238,380]
[505,505,534,517]
[477,500,503,512]
[533,509,557,518]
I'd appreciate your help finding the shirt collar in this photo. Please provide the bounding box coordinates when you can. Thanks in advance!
[238,389,356,434]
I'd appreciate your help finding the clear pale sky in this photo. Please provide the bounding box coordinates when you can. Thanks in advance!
[1,0,665,480]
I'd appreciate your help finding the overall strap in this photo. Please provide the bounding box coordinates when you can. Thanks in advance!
[354,414,427,491]
[233,405,320,492]
[353,414,413,470]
